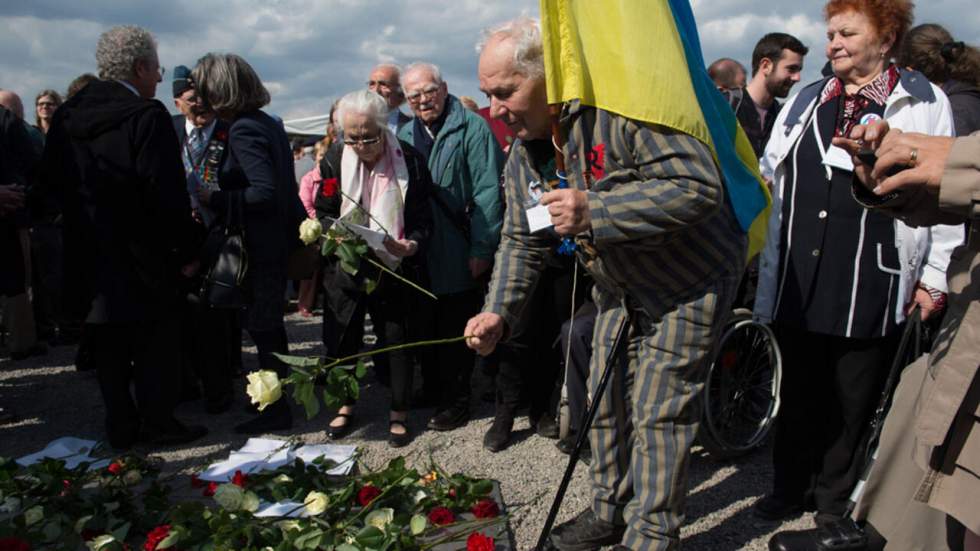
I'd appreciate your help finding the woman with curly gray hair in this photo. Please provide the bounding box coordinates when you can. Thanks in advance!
[192,53,305,435]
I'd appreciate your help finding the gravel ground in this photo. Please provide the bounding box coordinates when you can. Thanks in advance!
[1,311,813,550]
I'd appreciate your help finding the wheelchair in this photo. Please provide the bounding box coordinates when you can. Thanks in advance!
[697,308,783,458]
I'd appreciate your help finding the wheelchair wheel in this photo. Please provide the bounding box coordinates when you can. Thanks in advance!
[699,311,782,459]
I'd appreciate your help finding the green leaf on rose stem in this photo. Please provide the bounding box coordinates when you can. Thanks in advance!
[354,241,369,255]
[470,479,494,496]
[292,379,320,419]
[354,360,367,379]
[157,529,182,550]
[275,354,322,369]
[110,521,130,542]
[321,237,338,257]
[336,240,359,265]
[410,514,427,535]
[346,377,360,401]
[355,526,385,548]
[294,527,324,550]
[322,388,343,411]
[364,277,378,295]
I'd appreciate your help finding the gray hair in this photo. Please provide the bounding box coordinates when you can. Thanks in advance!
[403,62,443,85]
[477,17,544,80]
[336,89,388,129]
[95,25,157,81]
[192,53,270,116]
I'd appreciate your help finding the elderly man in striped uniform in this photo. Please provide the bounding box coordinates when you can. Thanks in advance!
[465,18,747,551]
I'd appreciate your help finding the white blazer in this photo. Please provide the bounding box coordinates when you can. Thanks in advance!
[754,71,964,331]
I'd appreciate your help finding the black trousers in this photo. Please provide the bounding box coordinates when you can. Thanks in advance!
[771,325,899,515]
[415,287,482,411]
[90,309,183,447]
[330,278,414,412]
[559,300,597,435]
[180,302,234,404]
[496,266,586,420]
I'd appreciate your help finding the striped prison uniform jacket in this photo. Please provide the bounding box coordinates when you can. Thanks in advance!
[482,103,747,549]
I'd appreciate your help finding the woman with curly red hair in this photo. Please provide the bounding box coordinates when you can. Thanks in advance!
[753,0,962,528]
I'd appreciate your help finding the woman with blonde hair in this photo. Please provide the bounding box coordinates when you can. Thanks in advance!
[34,89,62,134]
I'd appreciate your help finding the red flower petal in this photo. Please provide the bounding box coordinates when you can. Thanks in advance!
[428,506,456,526]
[203,481,218,497]
[357,485,381,506]
[107,462,123,475]
[466,532,494,551]
[471,498,500,519]
[231,470,247,487]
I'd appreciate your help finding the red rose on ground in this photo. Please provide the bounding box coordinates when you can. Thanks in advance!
[428,506,455,526]
[107,461,123,475]
[320,177,338,198]
[203,481,218,497]
[143,525,172,551]
[231,470,247,487]
[471,498,500,519]
[448,487,457,499]
[357,485,381,506]
[0,537,31,551]
[466,532,494,551]
[190,474,206,488]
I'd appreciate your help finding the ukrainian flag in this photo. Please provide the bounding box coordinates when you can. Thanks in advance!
[540,0,771,260]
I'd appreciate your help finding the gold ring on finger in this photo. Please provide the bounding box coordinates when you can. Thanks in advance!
[909,148,918,166]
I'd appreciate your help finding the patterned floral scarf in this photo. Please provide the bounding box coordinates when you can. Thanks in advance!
[820,65,900,137]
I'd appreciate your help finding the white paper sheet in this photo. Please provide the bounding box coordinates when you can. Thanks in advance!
[526,203,553,233]
[198,438,356,482]
[16,437,111,470]
[254,500,310,518]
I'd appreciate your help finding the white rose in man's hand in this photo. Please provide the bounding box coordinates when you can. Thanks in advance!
[299,218,323,245]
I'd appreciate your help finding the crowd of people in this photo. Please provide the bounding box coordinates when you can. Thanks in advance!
[1,0,979,549]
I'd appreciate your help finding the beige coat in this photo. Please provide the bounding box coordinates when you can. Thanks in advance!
[869,131,980,535]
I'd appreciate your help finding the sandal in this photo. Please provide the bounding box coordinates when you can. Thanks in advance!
[388,419,411,448]
[327,412,354,440]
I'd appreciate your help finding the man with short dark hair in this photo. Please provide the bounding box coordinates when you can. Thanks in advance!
[727,33,808,158]
[708,57,747,91]
[368,63,412,134]
[41,25,205,449]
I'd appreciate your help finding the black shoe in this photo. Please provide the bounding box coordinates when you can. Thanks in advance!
[483,415,513,452]
[205,394,234,415]
[768,518,868,551]
[754,494,806,521]
[388,420,411,448]
[234,405,292,435]
[141,422,208,447]
[556,435,592,464]
[550,508,625,551]
[534,412,560,439]
[427,406,469,431]
[327,412,354,440]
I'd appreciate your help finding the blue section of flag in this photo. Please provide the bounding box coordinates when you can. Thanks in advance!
[666,0,767,232]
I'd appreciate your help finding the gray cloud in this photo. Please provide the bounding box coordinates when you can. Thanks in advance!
[1,0,977,123]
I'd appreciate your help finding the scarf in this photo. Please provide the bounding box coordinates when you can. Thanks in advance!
[820,65,900,137]
[339,128,409,268]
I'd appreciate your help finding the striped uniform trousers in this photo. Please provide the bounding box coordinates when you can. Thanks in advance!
[588,273,738,550]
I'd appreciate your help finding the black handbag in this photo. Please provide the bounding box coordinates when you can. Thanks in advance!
[199,191,249,309]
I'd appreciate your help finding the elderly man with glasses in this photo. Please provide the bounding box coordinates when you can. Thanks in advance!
[368,63,412,135]
[397,62,505,432]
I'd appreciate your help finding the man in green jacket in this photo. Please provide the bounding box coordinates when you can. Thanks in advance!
[398,62,504,431]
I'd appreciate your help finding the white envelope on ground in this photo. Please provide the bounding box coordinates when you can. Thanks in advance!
[16,436,110,470]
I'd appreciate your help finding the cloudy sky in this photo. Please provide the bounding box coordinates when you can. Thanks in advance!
[1,0,978,123]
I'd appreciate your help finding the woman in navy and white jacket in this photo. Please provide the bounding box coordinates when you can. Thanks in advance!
[751,0,963,525]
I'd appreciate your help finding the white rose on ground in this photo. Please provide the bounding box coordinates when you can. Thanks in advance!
[245,370,282,412]
[365,508,394,530]
[299,218,323,245]
[412,489,426,504]
[23,505,43,526]
[304,490,329,515]
[214,483,245,511]
[122,470,142,485]
[241,491,260,513]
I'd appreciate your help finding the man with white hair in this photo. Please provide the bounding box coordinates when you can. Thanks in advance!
[40,25,206,449]
[466,17,746,550]
[368,63,411,134]
[397,61,504,433]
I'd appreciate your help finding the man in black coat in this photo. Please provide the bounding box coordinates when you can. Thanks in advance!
[41,25,206,449]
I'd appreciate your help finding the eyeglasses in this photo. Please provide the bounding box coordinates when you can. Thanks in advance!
[343,135,382,146]
[405,85,441,103]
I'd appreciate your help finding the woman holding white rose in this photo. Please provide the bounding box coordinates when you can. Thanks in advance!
[314,90,433,448]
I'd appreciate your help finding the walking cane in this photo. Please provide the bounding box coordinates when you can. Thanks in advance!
[534,311,630,551]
